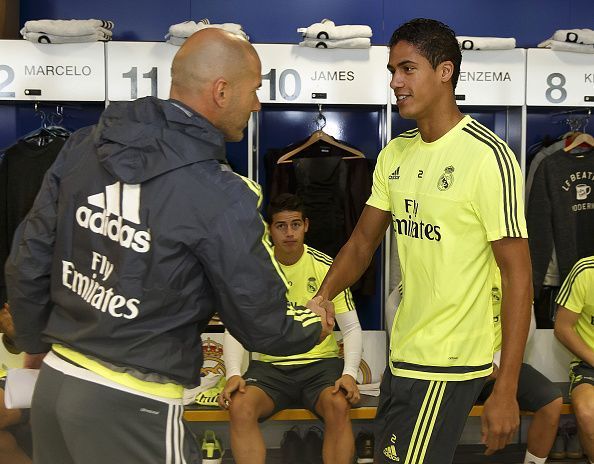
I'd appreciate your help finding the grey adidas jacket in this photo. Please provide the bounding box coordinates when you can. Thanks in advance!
[5,97,321,387]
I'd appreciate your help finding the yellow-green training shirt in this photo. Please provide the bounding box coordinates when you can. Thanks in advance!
[555,256,594,362]
[258,245,356,365]
[367,115,527,381]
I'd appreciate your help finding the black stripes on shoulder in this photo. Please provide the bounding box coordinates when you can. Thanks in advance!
[557,258,594,307]
[344,289,356,311]
[396,128,419,139]
[307,247,333,266]
[462,121,521,237]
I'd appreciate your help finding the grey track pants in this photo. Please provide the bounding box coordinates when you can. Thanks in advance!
[31,354,201,464]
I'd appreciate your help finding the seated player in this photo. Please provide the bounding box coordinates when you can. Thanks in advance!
[554,256,594,464]
[219,194,363,464]
[479,271,562,464]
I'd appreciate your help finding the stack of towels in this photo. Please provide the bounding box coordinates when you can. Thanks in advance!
[456,36,516,50]
[166,19,248,46]
[539,29,594,54]
[298,19,372,49]
[20,19,114,44]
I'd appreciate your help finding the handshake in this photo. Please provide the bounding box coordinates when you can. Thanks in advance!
[306,295,336,344]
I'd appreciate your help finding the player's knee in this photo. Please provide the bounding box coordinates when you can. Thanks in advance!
[0,430,18,452]
[320,393,350,422]
[573,398,594,429]
[228,397,260,424]
[540,396,563,419]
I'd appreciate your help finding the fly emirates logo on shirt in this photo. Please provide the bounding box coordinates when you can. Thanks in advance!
[75,181,151,252]
[392,198,442,241]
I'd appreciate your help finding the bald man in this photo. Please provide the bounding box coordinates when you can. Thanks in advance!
[5,29,334,464]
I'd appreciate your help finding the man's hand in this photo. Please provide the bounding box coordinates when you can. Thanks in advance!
[23,352,47,369]
[481,390,519,455]
[0,303,16,339]
[218,375,246,409]
[307,296,335,343]
[332,374,360,405]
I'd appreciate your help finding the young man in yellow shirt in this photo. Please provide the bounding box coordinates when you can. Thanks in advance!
[315,18,532,463]
[220,194,363,464]
[555,256,594,464]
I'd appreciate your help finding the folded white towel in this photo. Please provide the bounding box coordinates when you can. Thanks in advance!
[167,20,248,40]
[166,35,186,46]
[299,37,371,49]
[22,30,112,43]
[358,382,381,397]
[22,19,114,36]
[552,28,594,45]
[300,19,372,40]
[538,38,594,54]
[457,36,516,50]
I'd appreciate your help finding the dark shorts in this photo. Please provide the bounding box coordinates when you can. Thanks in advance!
[374,367,485,464]
[243,358,343,418]
[570,361,594,394]
[479,363,562,412]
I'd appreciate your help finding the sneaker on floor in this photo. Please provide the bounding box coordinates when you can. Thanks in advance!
[201,429,224,464]
[281,426,304,464]
[355,430,374,464]
[303,426,324,464]
[549,429,566,460]
[566,432,584,459]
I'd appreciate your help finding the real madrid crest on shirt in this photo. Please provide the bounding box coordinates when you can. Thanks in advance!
[307,277,318,293]
[437,166,455,191]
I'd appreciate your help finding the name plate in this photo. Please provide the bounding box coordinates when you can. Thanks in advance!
[0,40,105,101]
[254,44,388,105]
[106,42,178,101]
[456,49,526,106]
[527,48,594,106]
[390,49,525,107]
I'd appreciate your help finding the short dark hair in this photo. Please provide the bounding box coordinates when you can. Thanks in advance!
[267,193,306,223]
[389,18,461,90]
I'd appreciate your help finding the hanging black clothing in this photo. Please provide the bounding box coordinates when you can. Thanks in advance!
[527,148,594,295]
[0,137,66,304]
[265,140,375,295]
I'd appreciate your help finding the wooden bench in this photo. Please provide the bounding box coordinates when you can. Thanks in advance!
[183,403,574,422]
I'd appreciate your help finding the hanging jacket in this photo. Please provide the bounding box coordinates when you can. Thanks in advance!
[0,137,66,305]
[5,97,322,388]
[528,148,594,294]
[265,142,375,295]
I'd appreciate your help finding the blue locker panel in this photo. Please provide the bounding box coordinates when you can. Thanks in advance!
[526,108,594,170]
[20,0,189,41]
[258,105,384,329]
[383,0,594,48]
[191,0,384,44]
[1,102,104,151]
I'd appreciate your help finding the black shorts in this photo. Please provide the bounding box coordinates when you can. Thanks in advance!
[479,363,562,412]
[243,358,343,418]
[374,367,485,464]
[570,361,594,394]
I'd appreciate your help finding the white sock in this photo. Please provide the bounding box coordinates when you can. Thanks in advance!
[524,450,546,464]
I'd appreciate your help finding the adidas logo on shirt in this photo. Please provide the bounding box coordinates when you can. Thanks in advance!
[389,166,401,180]
[75,182,151,252]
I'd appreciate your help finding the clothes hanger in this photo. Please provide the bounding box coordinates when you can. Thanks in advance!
[277,105,365,164]
[22,104,70,146]
[564,132,594,152]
